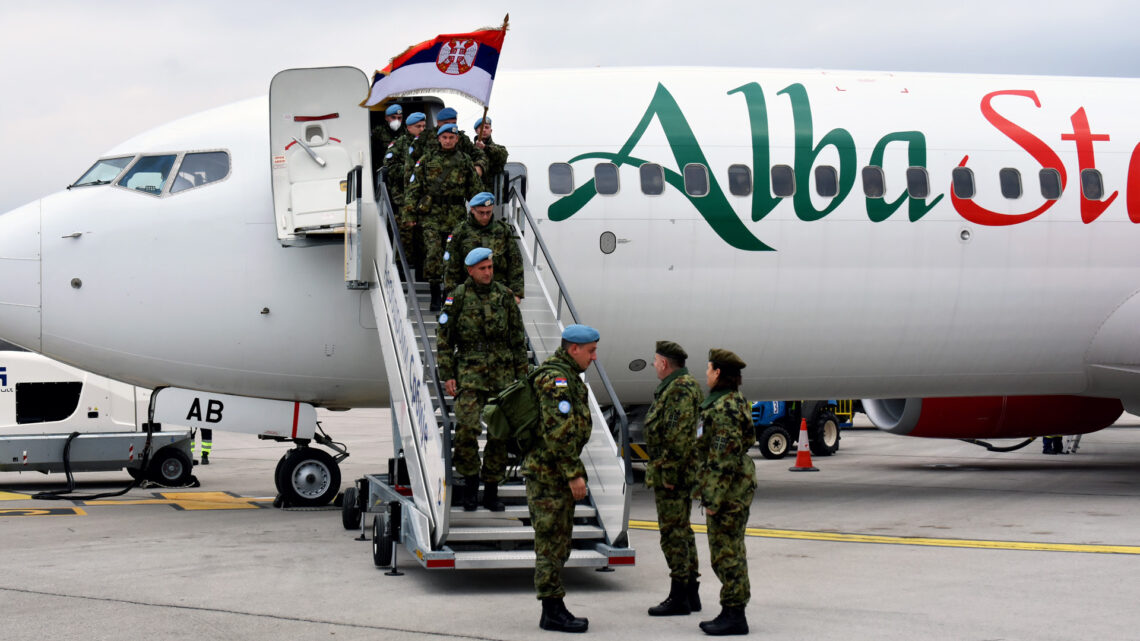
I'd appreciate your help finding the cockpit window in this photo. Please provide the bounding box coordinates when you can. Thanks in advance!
[72,156,133,187]
[117,154,177,195]
[171,151,230,193]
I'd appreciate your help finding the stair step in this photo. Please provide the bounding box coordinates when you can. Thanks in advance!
[447,548,615,570]
[448,503,596,522]
[447,524,605,542]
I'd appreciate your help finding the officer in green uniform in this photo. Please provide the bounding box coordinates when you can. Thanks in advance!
[384,112,427,274]
[696,348,756,636]
[436,247,528,511]
[371,103,403,179]
[403,123,482,310]
[525,324,599,633]
[473,116,509,194]
[428,106,488,177]
[645,340,704,617]
[443,192,524,298]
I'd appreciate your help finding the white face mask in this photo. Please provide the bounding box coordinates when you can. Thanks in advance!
[389,119,402,131]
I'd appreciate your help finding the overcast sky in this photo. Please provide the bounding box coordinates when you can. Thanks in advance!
[2,0,1139,213]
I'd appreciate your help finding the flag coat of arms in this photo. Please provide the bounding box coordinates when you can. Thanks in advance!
[364,19,508,108]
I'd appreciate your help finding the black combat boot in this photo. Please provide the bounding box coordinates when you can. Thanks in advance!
[462,475,480,511]
[429,283,442,311]
[539,597,588,633]
[699,605,748,636]
[648,578,691,616]
[687,578,702,612]
[481,482,505,512]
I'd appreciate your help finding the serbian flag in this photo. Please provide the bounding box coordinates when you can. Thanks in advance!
[363,17,508,108]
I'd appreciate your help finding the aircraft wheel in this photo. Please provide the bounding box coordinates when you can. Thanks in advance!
[275,447,341,507]
[809,411,841,457]
[148,447,194,486]
[342,486,362,530]
[757,425,792,459]
[372,512,393,567]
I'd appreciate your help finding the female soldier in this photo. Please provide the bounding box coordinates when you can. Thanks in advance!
[696,348,756,636]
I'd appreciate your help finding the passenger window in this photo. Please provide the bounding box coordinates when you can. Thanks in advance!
[73,156,133,188]
[861,166,885,198]
[1081,169,1105,200]
[1039,168,1062,200]
[683,164,709,197]
[999,168,1022,199]
[905,167,930,199]
[951,167,976,199]
[640,163,665,195]
[171,151,230,194]
[548,163,574,195]
[771,164,795,197]
[815,165,839,198]
[727,164,752,196]
[594,163,619,195]
[118,154,177,195]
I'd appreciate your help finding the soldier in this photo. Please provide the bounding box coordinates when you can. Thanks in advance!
[525,324,599,633]
[404,123,482,310]
[645,340,704,617]
[370,103,404,178]
[436,247,528,512]
[429,106,488,177]
[473,116,509,194]
[696,348,757,636]
[384,112,427,273]
[443,192,524,298]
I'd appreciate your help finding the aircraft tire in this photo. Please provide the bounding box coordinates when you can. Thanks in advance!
[342,486,362,530]
[148,447,194,486]
[757,425,792,459]
[372,513,393,567]
[276,447,341,507]
[809,411,841,457]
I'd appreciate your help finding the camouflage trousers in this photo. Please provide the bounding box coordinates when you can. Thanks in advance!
[653,485,699,580]
[707,502,751,607]
[421,224,448,285]
[526,478,575,599]
[452,388,508,483]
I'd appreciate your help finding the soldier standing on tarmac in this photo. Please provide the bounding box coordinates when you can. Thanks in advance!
[403,123,482,310]
[526,324,600,633]
[473,116,509,194]
[443,192,524,299]
[696,348,757,636]
[645,340,704,617]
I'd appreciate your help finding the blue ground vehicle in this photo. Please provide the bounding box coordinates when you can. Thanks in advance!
[751,400,855,459]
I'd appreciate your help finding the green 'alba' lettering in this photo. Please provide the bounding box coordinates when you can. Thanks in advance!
[866,131,944,222]
[777,83,857,222]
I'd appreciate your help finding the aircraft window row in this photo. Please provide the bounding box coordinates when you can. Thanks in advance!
[548,162,1111,202]
[72,151,231,197]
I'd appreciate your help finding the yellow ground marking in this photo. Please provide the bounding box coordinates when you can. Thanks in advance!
[0,491,31,501]
[0,507,86,517]
[627,519,1140,555]
[84,491,275,511]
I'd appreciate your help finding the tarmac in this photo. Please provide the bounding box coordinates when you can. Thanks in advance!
[3,409,1140,640]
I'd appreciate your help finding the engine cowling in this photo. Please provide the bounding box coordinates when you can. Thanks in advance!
[862,396,1124,439]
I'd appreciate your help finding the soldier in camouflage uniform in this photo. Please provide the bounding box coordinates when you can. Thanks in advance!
[436,247,528,512]
[696,348,756,636]
[403,123,482,310]
[645,340,705,618]
[427,106,488,177]
[383,112,427,273]
[443,192,524,298]
[524,324,599,634]
[473,116,509,194]
[370,103,404,180]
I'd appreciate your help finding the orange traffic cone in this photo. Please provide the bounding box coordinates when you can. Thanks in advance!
[789,418,819,472]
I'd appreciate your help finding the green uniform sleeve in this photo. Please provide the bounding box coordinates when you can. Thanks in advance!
[508,296,528,380]
[506,223,524,298]
[443,223,466,292]
[434,286,462,382]
[534,369,588,482]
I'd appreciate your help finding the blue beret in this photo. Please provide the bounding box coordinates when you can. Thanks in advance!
[469,192,495,207]
[437,107,458,121]
[465,247,493,266]
[406,112,425,125]
[385,104,403,116]
[474,116,491,129]
[562,324,600,344]
[437,123,458,137]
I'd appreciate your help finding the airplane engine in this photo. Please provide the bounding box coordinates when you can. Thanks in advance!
[862,396,1124,439]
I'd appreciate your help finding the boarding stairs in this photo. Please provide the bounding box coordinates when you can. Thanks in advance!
[344,166,635,570]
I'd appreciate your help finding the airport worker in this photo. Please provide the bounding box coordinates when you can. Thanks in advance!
[404,123,482,310]
[371,103,404,178]
[696,348,756,636]
[196,428,213,465]
[473,116,509,193]
[429,106,488,177]
[525,324,599,633]
[443,192,524,299]
[436,247,529,512]
[645,340,704,617]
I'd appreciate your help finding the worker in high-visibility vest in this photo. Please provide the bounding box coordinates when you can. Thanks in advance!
[197,428,213,465]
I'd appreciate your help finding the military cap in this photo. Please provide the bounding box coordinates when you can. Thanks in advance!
[464,247,493,266]
[385,104,403,116]
[469,192,495,208]
[563,324,600,344]
[655,340,687,361]
[708,348,746,369]
[474,116,492,129]
[437,107,458,121]
[406,112,426,125]
[437,123,459,137]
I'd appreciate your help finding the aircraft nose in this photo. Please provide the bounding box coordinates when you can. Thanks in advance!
[0,200,42,351]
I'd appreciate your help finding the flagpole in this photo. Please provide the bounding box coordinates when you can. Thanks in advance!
[478,15,507,146]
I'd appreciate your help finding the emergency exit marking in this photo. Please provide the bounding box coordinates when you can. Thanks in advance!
[0,507,86,517]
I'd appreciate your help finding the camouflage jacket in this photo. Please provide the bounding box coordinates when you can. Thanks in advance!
[404,147,482,230]
[370,123,403,178]
[523,348,592,486]
[381,132,415,216]
[423,129,488,174]
[478,136,509,191]
[443,213,524,296]
[644,368,703,489]
[696,388,757,513]
[436,279,527,392]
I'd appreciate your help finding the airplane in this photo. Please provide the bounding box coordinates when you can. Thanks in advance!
[1,65,1137,509]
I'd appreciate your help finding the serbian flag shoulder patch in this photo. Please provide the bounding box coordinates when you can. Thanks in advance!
[554,377,568,387]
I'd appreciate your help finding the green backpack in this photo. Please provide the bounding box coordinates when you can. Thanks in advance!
[481,368,546,456]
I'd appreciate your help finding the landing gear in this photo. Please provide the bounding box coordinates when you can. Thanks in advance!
[274,446,341,507]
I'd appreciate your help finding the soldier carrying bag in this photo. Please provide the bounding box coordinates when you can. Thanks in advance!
[481,368,544,456]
